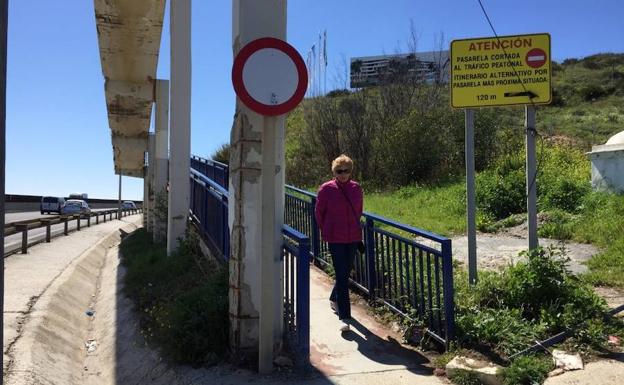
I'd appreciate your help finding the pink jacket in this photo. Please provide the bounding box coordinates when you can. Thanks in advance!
[315,179,363,243]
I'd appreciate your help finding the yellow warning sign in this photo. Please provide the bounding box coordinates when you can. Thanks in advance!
[450,33,551,108]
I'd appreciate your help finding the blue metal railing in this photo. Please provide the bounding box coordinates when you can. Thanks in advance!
[189,168,229,260]
[189,156,455,348]
[191,156,228,189]
[282,225,310,360]
[283,185,455,347]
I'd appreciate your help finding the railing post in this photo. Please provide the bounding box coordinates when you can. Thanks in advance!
[41,219,51,242]
[76,215,81,231]
[441,239,455,348]
[102,212,105,223]
[222,195,229,260]
[310,197,320,263]
[16,224,28,254]
[87,214,91,227]
[365,217,376,299]
[296,236,310,361]
[62,217,68,235]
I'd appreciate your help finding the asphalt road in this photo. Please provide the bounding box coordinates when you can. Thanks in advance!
[5,209,117,224]
[3,209,128,256]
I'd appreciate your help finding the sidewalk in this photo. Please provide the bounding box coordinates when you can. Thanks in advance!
[309,266,443,384]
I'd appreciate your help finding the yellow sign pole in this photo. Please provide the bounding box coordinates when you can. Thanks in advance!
[465,109,477,284]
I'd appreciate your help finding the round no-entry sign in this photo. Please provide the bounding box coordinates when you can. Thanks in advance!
[526,48,547,69]
[232,37,308,116]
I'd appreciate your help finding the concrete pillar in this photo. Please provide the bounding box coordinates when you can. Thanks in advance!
[147,133,156,233]
[230,0,286,366]
[154,79,169,243]
[167,0,192,255]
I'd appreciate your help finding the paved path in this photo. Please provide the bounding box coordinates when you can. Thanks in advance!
[451,233,599,274]
[308,267,442,383]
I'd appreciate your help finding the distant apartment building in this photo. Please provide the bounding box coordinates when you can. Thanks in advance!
[350,51,450,88]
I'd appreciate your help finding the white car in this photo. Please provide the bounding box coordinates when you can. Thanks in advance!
[61,199,91,216]
[122,201,137,210]
[40,196,65,214]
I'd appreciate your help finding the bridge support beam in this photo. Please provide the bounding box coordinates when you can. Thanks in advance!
[230,0,286,372]
[153,79,169,244]
[167,0,191,255]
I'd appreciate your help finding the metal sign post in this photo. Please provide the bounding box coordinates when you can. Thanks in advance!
[260,116,277,374]
[526,105,538,250]
[232,36,307,373]
[465,109,477,284]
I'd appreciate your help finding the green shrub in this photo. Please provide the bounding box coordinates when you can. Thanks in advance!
[456,308,543,357]
[539,178,590,212]
[477,169,526,220]
[500,355,554,385]
[538,210,575,240]
[448,369,484,385]
[120,229,229,366]
[453,247,611,357]
[580,84,607,101]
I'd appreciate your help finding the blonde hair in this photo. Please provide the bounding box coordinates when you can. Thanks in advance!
[331,154,354,173]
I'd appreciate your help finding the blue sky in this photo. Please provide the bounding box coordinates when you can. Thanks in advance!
[6,0,624,200]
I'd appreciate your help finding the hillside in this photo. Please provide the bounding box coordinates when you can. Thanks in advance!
[283,52,624,189]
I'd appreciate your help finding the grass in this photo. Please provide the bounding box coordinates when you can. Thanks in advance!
[362,143,624,289]
[500,355,554,385]
[119,228,229,366]
[573,193,624,287]
[364,182,466,237]
[535,191,624,287]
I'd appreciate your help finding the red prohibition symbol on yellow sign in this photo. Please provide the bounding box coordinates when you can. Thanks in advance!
[526,48,547,69]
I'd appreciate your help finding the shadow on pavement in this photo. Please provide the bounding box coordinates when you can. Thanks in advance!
[341,318,434,375]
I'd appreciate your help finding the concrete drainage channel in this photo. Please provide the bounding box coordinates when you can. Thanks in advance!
[4,221,139,385]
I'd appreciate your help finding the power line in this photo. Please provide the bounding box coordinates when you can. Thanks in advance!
[476,0,543,197]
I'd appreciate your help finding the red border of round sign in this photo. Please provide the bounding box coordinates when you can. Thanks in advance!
[232,37,308,116]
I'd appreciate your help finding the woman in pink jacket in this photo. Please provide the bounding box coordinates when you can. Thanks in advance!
[314,154,363,332]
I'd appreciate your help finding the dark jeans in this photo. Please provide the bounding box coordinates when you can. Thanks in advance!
[328,242,357,320]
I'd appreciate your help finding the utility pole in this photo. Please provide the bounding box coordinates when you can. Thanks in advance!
[118,173,122,219]
[526,105,538,250]
[1,1,8,384]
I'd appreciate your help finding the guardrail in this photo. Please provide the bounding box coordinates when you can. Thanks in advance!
[3,208,142,256]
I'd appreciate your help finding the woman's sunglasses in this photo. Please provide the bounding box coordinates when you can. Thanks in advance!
[335,169,351,175]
